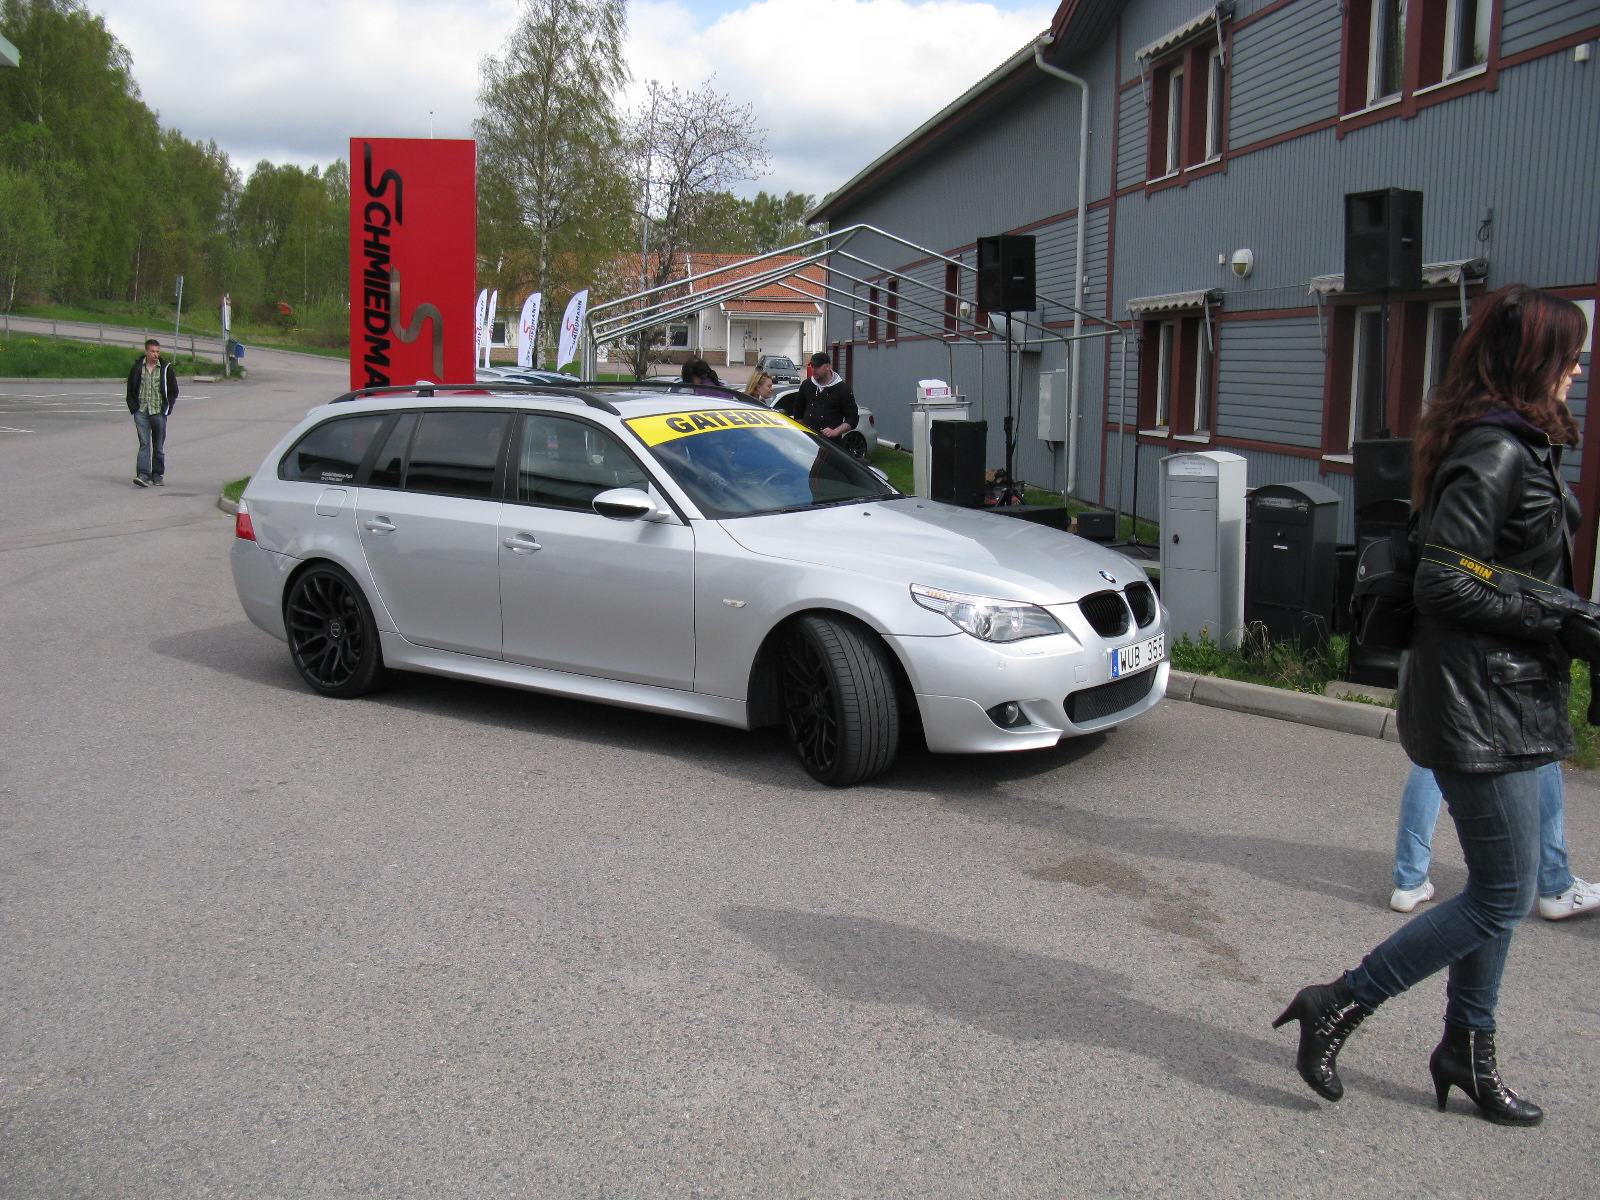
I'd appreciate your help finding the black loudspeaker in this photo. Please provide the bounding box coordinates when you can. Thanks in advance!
[1344,188,1423,292]
[976,235,1036,313]
[931,419,987,508]
[1353,438,1414,512]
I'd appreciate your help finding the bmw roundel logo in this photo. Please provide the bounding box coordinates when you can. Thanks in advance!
[1099,570,1117,584]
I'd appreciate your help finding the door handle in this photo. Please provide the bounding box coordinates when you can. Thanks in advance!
[364,517,396,533]
[503,533,542,553]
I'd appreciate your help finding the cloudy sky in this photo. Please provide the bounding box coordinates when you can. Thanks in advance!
[88,0,1054,200]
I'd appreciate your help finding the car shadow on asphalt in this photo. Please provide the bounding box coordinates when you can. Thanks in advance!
[150,621,308,695]
[719,905,1438,1113]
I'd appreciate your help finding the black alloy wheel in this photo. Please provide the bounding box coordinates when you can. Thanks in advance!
[284,564,388,698]
[840,430,869,460]
[778,614,900,786]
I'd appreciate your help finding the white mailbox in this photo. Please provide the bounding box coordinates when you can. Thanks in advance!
[910,381,972,498]
[1160,450,1247,649]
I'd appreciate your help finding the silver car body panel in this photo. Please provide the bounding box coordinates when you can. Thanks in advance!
[233,389,1168,755]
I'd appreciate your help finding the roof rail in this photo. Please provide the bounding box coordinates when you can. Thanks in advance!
[327,381,623,416]
[622,379,767,408]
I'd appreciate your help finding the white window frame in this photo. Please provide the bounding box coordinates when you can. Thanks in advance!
[1367,0,1406,105]
[1163,67,1185,177]
[1203,46,1226,163]
[1443,0,1491,78]
[1155,320,1176,428]
[1349,305,1385,449]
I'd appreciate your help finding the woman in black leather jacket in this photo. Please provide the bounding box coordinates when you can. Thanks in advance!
[1275,284,1589,1126]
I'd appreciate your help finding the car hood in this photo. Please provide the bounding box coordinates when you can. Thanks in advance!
[718,498,1144,604]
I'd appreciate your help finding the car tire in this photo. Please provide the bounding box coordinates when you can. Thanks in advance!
[840,430,869,460]
[284,563,389,698]
[778,614,899,786]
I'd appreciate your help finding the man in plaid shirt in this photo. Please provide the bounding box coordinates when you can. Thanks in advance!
[124,338,178,487]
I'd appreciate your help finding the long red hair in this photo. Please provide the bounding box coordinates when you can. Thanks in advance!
[1412,283,1585,509]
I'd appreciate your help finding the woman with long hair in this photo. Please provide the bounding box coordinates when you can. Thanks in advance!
[1275,283,1588,1125]
[744,370,775,402]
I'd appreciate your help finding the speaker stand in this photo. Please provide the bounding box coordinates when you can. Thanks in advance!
[998,313,1022,506]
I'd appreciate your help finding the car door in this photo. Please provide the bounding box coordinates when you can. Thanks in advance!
[355,409,510,658]
[498,412,696,690]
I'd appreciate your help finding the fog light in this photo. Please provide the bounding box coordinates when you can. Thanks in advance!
[987,701,1027,728]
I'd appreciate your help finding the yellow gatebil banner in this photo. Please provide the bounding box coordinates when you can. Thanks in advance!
[626,407,805,447]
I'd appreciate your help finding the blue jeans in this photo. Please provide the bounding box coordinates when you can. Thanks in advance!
[134,411,167,480]
[1395,762,1572,899]
[1352,766,1540,1029]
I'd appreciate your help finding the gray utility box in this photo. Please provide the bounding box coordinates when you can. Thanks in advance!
[1244,481,1343,656]
[1160,451,1247,649]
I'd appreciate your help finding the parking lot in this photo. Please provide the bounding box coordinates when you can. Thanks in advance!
[2,353,1597,1198]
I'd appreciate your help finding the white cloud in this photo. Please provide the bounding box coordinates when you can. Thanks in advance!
[88,0,1052,196]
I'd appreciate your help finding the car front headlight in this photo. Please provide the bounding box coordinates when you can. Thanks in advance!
[910,584,1063,642]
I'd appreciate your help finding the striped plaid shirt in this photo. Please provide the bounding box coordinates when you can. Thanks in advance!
[139,362,165,414]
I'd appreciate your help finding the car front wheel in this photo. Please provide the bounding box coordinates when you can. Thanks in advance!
[779,614,900,786]
[284,563,388,698]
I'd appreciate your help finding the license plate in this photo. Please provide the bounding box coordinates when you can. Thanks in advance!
[1111,633,1165,677]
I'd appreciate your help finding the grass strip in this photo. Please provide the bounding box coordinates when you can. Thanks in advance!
[0,335,220,378]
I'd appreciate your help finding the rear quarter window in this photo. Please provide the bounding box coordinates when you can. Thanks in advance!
[279,414,388,484]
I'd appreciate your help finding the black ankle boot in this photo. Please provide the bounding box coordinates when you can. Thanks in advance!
[1272,976,1370,1101]
[1429,1024,1543,1126]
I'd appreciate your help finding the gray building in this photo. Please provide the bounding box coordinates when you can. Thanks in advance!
[810,0,1599,585]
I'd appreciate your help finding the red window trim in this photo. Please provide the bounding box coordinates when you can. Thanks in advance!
[1143,34,1230,192]
[1337,0,1503,134]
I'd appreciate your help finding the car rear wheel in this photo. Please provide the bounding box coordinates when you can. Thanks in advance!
[284,564,388,698]
[779,614,899,786]
[840,430,869,460]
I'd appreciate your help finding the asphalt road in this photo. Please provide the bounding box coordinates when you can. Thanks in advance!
[2,313,229,363]
[2,355,1598,1198]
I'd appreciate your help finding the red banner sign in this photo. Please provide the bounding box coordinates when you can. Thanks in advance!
[349,138,476,390]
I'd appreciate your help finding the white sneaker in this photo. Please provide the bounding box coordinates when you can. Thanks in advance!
[1390,879,1436,913]
[1538,877,1600,920]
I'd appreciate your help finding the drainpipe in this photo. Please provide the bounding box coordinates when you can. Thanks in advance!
[1033,36,1089,500]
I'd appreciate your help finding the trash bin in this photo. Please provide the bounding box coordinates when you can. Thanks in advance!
[1243,481,1342,655]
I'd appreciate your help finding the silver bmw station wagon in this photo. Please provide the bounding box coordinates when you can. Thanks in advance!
[231,382,1168,785]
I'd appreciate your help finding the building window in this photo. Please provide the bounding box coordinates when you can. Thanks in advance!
[868,286,880,343]
[668,323,689,349]
[1204,47,1226,162]
[1139,312,1212,436]
[1154,321,1175,427]
[1343,0,1496,114]
[943,265,957,336]
[1422,301,1464,401]
[1368,0,1407,104]
[1348,307,1388,446]
[1193,326,1214,432]
[886,279,900,342]
[1146,35,1225,182]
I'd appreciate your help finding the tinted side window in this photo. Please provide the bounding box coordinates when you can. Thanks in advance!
[404,411,510,500]
[366,412,417,489]
[279,414,387,484]
[516,415,649,510]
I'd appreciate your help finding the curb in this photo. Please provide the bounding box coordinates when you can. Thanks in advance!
[217,494,238,516]
[1165,669,1401,742]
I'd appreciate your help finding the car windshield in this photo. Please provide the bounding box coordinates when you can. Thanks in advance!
[626,406,897,518]
[765,357,794,370]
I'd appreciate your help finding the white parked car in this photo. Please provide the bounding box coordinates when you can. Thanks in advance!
[231,382,1168,785]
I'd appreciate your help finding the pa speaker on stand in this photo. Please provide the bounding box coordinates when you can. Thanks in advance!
[976,235,1036,314]
[1347,438,1414,689]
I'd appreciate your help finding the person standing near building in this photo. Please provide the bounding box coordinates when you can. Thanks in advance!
[790,352,857,443]
[125,338,178,487]
[1274,284,1590,1126]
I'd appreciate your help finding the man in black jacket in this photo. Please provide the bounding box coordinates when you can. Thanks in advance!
[787,352,857,443]
[125,338,179,486]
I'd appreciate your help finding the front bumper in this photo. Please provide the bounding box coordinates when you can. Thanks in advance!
[884,615,1168,754]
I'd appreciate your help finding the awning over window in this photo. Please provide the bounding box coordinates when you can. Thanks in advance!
[1308,257,1490,296]
[1135,2,1233,62]
[1126,287,1221,315]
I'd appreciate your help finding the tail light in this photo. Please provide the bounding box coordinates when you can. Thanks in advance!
[868,414,876,425]
[234,498,257,541]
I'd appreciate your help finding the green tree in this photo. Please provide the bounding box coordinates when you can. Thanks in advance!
[0,165,59,307]
[475,0,634,359]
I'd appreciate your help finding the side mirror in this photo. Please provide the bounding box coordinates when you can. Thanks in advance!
[592,487,658,521]
[868,465,891,485]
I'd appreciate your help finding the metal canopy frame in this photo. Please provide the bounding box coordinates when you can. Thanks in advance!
[582,224,1137,537]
